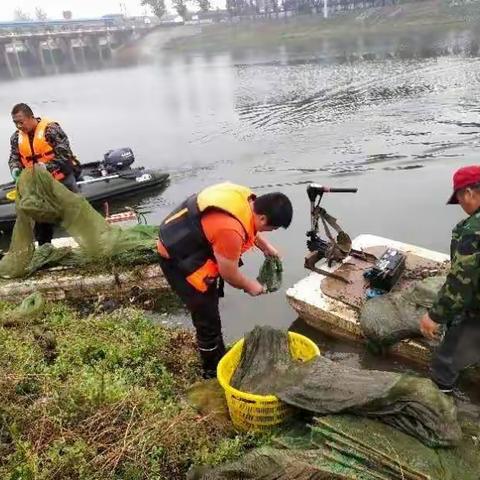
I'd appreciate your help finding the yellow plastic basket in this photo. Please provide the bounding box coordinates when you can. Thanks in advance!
[217,331,320,432]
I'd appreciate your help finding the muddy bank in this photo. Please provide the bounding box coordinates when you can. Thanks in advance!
[0,264,168,305]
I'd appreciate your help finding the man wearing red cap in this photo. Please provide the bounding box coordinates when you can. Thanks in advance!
[420,165,480,392]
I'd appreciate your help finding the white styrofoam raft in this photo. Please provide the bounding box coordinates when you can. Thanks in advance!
[287,234,449,325]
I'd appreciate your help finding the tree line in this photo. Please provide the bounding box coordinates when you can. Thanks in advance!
[142,0,399,21]
[141,0,211,21]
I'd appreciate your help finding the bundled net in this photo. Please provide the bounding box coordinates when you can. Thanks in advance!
[257,256,283,293]
[230,326,292,395]
[359,276,446,351]
[274,354,461,448]
[189,326,477,479]
[0,166,160,278]
[188,446,353,480]
[226,327,461,447]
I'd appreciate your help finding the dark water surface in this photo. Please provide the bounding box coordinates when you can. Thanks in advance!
[1,26,480,405]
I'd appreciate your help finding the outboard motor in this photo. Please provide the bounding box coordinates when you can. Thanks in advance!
[102,147,135,173]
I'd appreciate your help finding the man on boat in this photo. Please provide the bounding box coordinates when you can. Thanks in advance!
[8,103,79,244]
[157,182,293,378]
[420,165,480,393]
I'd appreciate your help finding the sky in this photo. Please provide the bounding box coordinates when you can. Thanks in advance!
[0,0,223,22]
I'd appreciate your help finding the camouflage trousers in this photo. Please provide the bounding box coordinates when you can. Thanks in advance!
[431,314,480,389]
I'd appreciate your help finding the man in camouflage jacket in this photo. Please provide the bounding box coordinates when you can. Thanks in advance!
[9,114,76,181]
[8,103,79,245]
[420,165,480,392]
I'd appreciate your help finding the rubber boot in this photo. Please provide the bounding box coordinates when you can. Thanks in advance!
[199,336,226,379]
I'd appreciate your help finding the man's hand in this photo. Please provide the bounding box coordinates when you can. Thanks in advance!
[10,168,21,183]
[244,280,266,297]
[215,253,265,295]
[255,233,281,258]
[262,243,280,258]
[420,313,440,341]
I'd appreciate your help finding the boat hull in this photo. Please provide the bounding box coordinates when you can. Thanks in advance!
[286,234,449,367]
[0,168,169,233]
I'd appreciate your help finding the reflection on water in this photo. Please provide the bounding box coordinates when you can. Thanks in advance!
[0,25,480,398]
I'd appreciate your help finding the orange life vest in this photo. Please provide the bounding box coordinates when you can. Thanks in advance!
[158,183,257,292]
[18,118,64,180]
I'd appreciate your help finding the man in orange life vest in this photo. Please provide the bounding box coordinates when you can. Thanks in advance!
[157,183,293,378]
[8,103,79,245]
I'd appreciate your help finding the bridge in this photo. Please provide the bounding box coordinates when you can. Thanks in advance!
[0,23,156,78]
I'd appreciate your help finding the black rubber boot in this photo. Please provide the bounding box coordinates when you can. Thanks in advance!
[198,336,226,379]
[202,369,217,380]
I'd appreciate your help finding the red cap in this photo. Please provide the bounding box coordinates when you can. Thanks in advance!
[447,165,480,204]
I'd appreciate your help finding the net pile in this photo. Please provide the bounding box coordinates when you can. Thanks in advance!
[360,276,446,351]
[0,166,160,279]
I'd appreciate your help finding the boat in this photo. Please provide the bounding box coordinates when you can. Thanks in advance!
[0,148,169,233]
[286,234,449,367]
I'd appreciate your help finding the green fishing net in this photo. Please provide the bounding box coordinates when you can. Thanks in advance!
[187,379,234,433]
[0,292,46,327]
[190,416,480,480]
[274,355,461,448]
[227,327,461,447]
[360,276,446,351]
[0,166,160,279]
[230,326,292,395]
[190,328,477,479]
[257,256,283,293]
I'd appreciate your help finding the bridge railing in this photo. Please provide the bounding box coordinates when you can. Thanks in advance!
[0,19,154,37]
[0,24,152,42]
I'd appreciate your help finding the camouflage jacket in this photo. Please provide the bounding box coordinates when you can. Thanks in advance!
[8,119,75,175]
[429,207,480,325]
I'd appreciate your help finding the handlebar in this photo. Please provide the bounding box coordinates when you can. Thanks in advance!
[307,184,358,201]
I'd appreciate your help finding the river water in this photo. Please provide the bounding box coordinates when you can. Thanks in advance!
[1,25,480,403]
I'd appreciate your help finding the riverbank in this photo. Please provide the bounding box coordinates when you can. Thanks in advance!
[0,300,261,479]
[113,25,200,66]
[165,0,480,53]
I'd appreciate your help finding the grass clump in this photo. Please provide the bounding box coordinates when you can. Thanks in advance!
[0,302,259,479]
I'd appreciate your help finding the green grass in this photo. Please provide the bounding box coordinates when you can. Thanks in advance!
[0,302,262,479]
